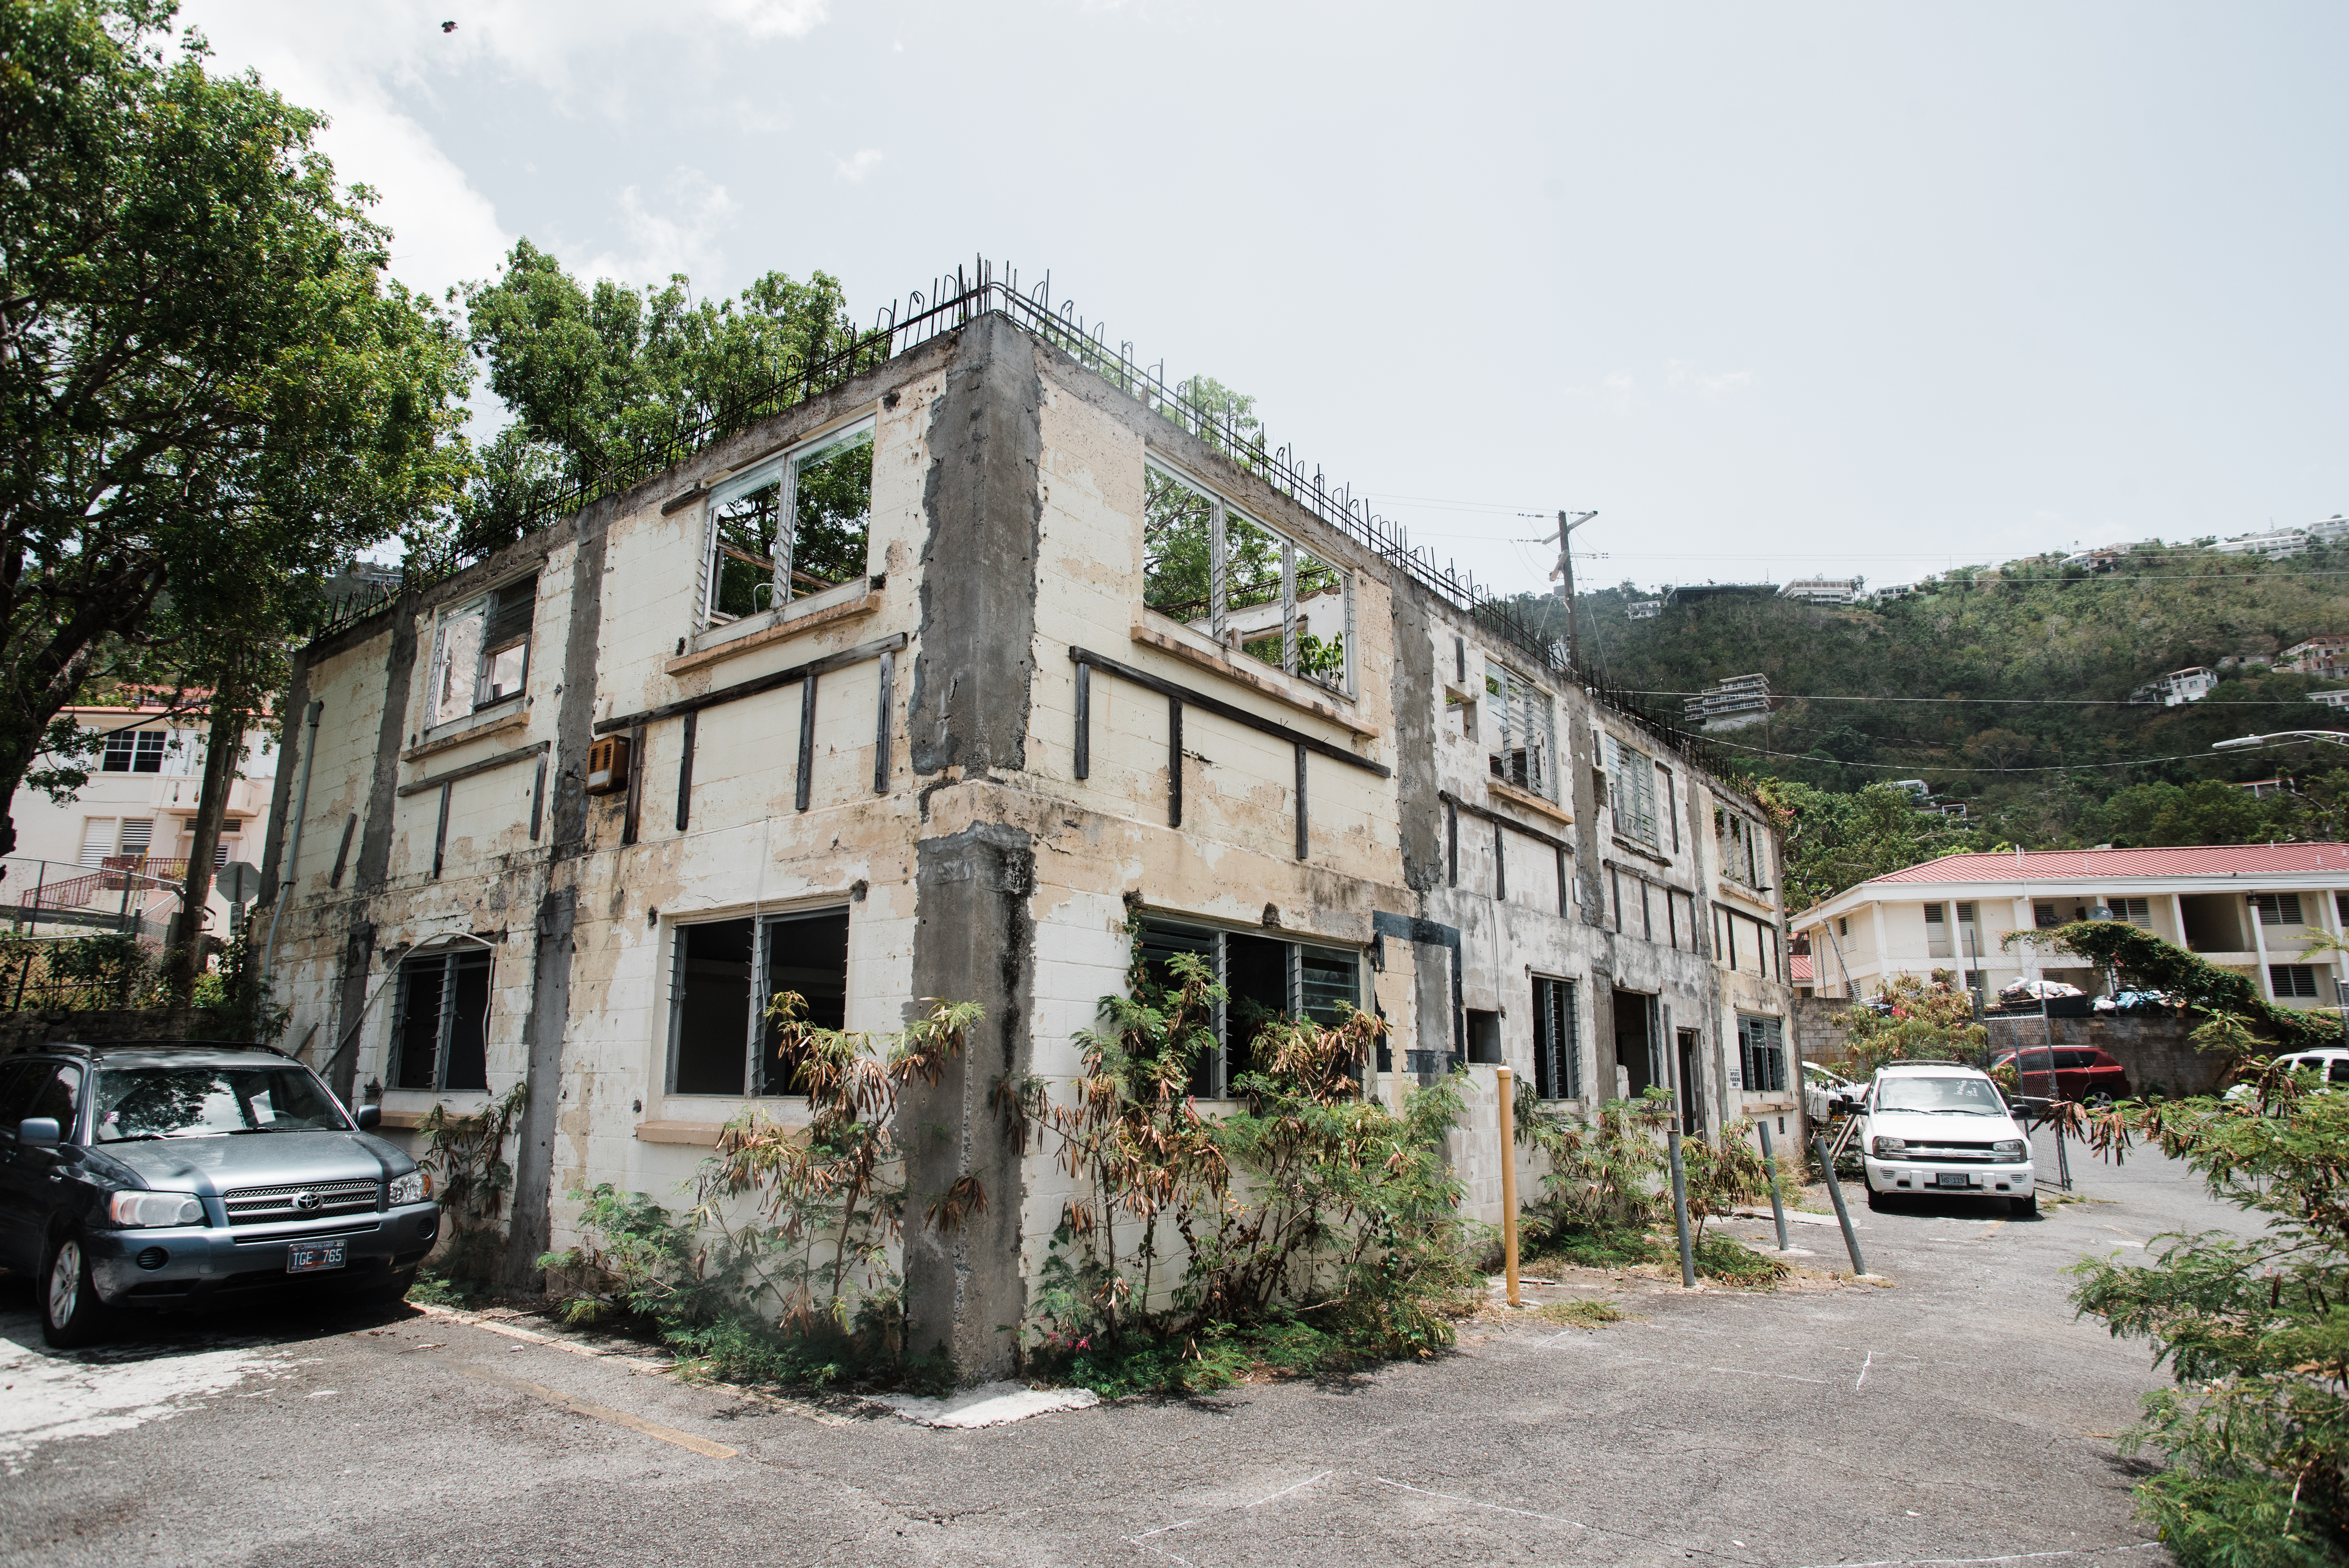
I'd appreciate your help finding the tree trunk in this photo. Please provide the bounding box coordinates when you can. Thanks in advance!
[169,679,249,1002]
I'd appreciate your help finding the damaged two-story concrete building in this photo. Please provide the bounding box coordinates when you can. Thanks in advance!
[258,268,1798,1378]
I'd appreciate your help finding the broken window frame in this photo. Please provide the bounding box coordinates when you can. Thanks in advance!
[425,571,539,732]
[1736,1013,1787,1094]
[698,418,877,641]
[1531,975,1582,1101]
[1714,806,1764,886]
[1134,911,1364,1100]
[1483,659,1559,802]
[665,906,851,1100]
[1141,460,1355,698]
[1606,734,1660,848]
[389,948,493,1093]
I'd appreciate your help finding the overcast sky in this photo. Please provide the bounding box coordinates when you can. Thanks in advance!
[178,1,2348,598]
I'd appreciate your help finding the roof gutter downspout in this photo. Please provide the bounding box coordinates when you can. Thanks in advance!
[261,699,324,988]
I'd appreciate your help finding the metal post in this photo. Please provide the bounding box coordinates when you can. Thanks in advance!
[1758,1119,1790,1252]
[1667,1115,1696,1288]
[1814,1135,1869,1278]
[27,860,44,937]
[1496,1065,1521,1307]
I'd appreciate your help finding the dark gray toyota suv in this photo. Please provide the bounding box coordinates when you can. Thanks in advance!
[0,1041,441,1346]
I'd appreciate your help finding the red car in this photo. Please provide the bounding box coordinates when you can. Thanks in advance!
[1988,1047,2130,1104]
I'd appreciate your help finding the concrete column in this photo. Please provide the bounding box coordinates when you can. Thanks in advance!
[2171,893,2191,952]
[2250,893,2276,1003]
[899,318,1047,1382]
[1869,902,1891,995]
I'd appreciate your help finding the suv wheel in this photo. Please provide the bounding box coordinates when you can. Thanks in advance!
[41,1230,112,1349]
[1865,1186,1888,1212]
[2012,1192,2039,1218]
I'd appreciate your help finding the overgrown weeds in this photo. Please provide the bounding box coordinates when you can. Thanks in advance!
[1511,1082,1789,1289]
[1532,1298,1626,1327]
[536,997,985,1392]
[414,1082,527,1298]
[1001,927,1480,1393]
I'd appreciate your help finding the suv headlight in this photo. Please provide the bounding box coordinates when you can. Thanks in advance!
[1993,1139,2028,1159]
[387,1170,433,1206]
[108,1190,205,1228]
[1872,1136,1908,1159]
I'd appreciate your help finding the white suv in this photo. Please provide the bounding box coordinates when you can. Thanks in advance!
[1858,1061,2038,1217]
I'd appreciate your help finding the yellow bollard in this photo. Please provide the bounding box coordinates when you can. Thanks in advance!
[1496,1065,1520,1307]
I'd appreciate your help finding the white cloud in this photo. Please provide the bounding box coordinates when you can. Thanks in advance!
[1664,360,1756,399]
[564,168,744,288]
[833,149,886,183]
[174,0,838,295]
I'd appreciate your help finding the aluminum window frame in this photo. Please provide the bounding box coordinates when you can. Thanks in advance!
[1485,658,1560,802]
[698,417,878,635]
[1134,910,1366,1100]
[1606,734,1660,847]
[1141,459,1356,699]
[664,905,853,1100]
[424,571,539,732]
[389,947,494,1093]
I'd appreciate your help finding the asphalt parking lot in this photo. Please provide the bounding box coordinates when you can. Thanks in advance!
[0,1143,2252,1568]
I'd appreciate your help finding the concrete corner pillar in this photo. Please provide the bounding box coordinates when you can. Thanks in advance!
[902,825,1036,1380]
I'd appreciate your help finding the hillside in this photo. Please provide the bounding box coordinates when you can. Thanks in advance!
[1491,539,2349,878]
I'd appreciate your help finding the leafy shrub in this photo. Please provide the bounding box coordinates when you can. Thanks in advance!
[1837,974,1986,1075]
[1003,932,1479,1385]
[538,997,983,1388]
[2072,1067,2349,1564]
[419,1083,527,1292]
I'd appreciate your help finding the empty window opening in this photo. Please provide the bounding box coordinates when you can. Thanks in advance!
[1607,734,1659,848]
[1737,1013,1787,1094]
[1715,807,1763,885]
[102,730,167,773]
[1486,660,1558,801]
[704,424,874,628]
[669,909,849,1097]
[391,949,492,1092]
[1466,1009,1502,1065]
[1142,462,1353,695]
[1137,914,1361,1099]
[427,572,539,728]
[1532,977,1580,1100]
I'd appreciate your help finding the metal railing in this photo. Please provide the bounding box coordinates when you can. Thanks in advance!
[309,258,1726,775]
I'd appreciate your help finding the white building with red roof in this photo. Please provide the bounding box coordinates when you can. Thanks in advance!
[1791,843,2349,1011]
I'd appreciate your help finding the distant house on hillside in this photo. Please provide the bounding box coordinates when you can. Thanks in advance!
[2212,528,2312,559]
[1685,673,1772,731]
[1792,843,2349,1011]
[1663,582,1777,608]
[1779,577,1861,606]
[2129,666,2219,706]
[2282,634,2349,680]
[1624,599,1661,621]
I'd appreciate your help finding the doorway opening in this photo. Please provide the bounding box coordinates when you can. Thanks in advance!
[1613,989,1659,1099]
[1676,1028,1702,1135]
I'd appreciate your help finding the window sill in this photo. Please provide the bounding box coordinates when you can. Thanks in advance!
[634,1119,730,1147]
[1485,778,1573,827]
[405,703,526,762]
[1716,880,1777,915]
[669,580,879,675]
[1129,616,1374,738]
[1609,834,1673,868]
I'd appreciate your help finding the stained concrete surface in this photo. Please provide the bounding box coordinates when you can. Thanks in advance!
[0,1144,2251,1568]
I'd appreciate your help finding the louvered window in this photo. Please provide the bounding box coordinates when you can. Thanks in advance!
[1737,1013,1788,1093]
[1606,734,1659,848]
[2255,894,2306,927]
[1532,976,1580,1100]
[1136,914,1363,1099]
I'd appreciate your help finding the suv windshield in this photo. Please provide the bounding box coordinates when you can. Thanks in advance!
[93,1066,350,1141]
[1876,1075,2006,1115]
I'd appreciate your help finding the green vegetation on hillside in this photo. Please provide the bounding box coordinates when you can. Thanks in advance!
[1494,541,2349,900]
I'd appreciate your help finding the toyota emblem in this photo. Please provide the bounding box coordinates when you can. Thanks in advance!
[292,1190,322,1212]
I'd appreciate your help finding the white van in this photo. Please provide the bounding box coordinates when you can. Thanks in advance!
[1857,1061,2039,1216]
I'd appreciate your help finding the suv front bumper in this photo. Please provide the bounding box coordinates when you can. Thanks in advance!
[85,1202,443,1307]
[1862,1157,2034,1198]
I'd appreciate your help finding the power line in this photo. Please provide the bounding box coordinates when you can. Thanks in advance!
[1699,734,2283,774]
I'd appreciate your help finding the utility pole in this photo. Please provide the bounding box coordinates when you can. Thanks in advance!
[1546,510,1598,675]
